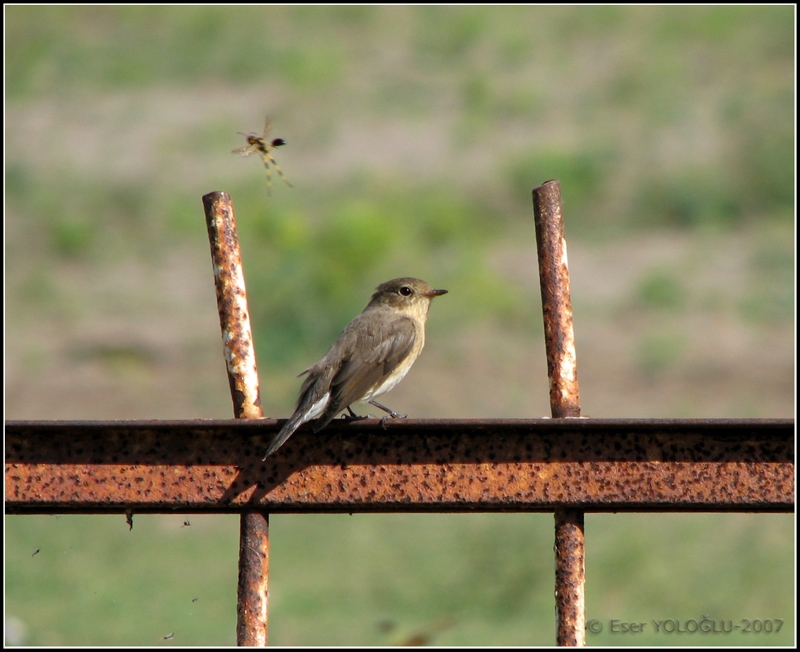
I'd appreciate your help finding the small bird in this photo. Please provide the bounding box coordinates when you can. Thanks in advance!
[263,277,448,459]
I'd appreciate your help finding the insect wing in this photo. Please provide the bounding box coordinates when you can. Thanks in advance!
[232,143,257,156]
[259,116,272,139]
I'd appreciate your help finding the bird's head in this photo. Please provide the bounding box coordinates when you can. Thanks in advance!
[369,277,447,318]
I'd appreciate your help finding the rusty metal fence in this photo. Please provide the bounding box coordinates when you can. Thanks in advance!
[5,182,794,646]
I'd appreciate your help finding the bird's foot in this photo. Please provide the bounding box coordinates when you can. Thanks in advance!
[342,406,367,422]
[369,400,407,420]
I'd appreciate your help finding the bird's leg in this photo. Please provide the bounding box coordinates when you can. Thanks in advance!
[342,406,367,421]
[369,400,407,420]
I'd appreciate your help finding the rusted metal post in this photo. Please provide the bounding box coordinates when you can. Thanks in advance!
[533,180,581,419]
[237,512,270,645]
[553,509,585,646]
[204,192,264,422]
[203,191,269,646]
[533,179,585,646]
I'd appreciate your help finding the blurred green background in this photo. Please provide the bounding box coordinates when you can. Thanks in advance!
[5,5,794,646]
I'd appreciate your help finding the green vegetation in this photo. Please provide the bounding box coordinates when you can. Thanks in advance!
[6,513,794,646]
[6,6,794,356]
[5,5,794,646]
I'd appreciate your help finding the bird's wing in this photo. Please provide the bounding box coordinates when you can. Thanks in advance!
[264,311,417,456]
[317,312,417,428]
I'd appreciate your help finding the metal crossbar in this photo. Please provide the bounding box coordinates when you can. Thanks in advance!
[5,419,793,513]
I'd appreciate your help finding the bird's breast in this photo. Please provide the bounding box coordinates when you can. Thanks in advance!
[361,356,416,400]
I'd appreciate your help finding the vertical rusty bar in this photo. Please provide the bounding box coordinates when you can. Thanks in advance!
[553,509,585,646]
[237,512,270,645]
[532,180,581,419]
[204,191,263,421]
[533,180,585,646]
[203,191,269,646]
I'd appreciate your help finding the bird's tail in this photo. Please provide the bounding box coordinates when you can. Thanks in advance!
[262,388,330,460]
[262,414,304,460]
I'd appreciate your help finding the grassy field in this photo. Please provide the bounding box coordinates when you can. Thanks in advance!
[5,5,794,646]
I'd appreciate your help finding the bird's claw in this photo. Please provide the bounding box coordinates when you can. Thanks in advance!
[380,412,407,429]
[344,405,406,428]
[342,406,368,422]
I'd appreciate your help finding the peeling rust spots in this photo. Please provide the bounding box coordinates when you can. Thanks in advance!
[4,419,793,513]
[202,191,262,420]
[533,180,581,419]
[555,509,585,646]
[203,191,269,645]
[236,511,269,646]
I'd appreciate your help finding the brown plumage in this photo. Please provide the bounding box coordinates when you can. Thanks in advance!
[263,277,447,459]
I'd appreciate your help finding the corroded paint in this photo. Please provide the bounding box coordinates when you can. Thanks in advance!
[5,419,793,512]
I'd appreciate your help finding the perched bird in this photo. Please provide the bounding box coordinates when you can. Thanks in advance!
[263,277,448,459]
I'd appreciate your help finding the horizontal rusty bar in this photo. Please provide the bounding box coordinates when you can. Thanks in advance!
[5,419,793,514]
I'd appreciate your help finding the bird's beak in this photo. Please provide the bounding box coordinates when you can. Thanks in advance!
[425,288,448,297]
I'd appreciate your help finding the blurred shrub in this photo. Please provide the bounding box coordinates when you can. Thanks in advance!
[228,182,523,366]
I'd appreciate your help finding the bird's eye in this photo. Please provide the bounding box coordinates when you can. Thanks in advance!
[399,285,413,296]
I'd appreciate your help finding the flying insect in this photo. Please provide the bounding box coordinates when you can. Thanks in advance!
[232,116,293,194]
